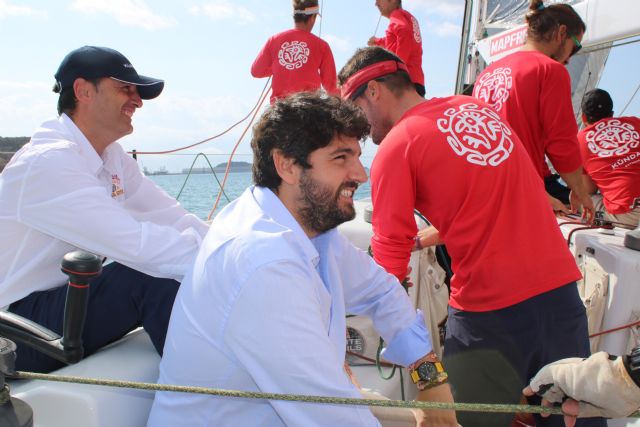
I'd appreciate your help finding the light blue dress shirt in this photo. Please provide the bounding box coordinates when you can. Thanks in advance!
[148,186,432,427]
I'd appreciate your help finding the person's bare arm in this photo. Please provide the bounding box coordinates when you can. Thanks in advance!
[581,171,599,195]
[410,352,458,427]
[559,167,594,222]
[413,226,441,250]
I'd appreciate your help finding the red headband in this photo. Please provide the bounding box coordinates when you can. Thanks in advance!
[340,60,409,100]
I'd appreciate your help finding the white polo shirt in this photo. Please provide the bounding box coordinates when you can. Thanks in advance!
[0,114,208,307]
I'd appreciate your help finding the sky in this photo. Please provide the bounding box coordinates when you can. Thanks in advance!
[0,0,639,173]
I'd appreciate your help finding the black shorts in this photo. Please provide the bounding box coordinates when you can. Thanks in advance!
[443,283,605,427]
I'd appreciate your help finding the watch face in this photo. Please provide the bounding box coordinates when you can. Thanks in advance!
[417,362,438,382]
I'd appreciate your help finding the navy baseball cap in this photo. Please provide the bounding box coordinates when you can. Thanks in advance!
[581,88,614,118]
[54,46,164,100]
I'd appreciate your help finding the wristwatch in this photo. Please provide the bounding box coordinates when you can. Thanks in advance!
[410,355,448,391]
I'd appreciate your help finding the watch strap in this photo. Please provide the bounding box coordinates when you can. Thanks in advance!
[410,360,448,390]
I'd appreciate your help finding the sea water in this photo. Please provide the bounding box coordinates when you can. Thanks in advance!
[149,172,372,220]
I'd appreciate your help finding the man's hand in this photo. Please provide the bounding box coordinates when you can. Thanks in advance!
[523,352,640,426]
[402,266,414,288]
[412,226,441,252]
[367,36,377,46]
[548,194,570,215]
[414,383,458,427]
[569,189,595,223]
[559,167,595,223]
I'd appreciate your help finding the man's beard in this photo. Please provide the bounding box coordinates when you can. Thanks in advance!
[297,170,358,234]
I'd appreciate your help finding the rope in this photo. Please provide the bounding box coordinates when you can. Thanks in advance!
[175,153,230,203]
[374,15,382,37]
[128,78,271,156]
[346,350,395,367]
[558,220,583,227]
[13,370,575,416]
[566,224,613,247]
[575,71,592,123]
[318,0,324,37]
[376,337,397,381]
[558,214,636,230]
[620,80,640,116]
[584,37,640,55]
[207,83,270,220]
[590,320,640,339]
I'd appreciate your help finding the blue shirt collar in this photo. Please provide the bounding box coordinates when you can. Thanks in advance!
[251,185,320,268]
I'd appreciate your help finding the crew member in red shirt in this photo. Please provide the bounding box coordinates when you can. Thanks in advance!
[578,88,640,229]
[473,0,594,219]
[368,0,425,96]
[251,0,338,104]
[339,47,605,427]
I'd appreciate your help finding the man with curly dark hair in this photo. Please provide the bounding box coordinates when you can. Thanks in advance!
[149,92,453,427]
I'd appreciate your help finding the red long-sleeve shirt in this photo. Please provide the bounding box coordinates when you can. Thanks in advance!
[372,8,424,87]
[473,50,582,178]
[251,29,338,103]
[371,96,580,312]
[578,116,640,214]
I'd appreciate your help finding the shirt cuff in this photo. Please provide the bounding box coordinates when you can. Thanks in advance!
[380,309,432,366]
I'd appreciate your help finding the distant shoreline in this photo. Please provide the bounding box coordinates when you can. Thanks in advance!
[146,161,252,176]
[146,170,252,176]
[0,137,254,175]
[0,136,29,172]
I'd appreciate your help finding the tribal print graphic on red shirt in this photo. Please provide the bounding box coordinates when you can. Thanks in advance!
[436,102,514,167]
[474,67,513,112]
[410,16,422,43]
[278,41,309,70]
[585,119,640,159]
[472,51,582,178]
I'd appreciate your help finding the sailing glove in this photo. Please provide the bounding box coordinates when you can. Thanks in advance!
[528,351,640,418]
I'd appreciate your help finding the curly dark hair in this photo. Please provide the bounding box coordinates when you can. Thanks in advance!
[338,46,413,97]
[526,0,586,43]
[251,91,370,191]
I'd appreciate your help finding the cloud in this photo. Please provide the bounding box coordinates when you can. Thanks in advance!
[410,0,464,18]
[0,0,47,18]
[70,0,176,30]
[0,81,55,136]
[0,81,50,91]
[188,1,256,24]
[322,34,351,52]
[430,21,461,38]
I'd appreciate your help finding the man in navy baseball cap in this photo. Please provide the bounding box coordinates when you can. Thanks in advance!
[53,45,164,100]
[0,45,208,374]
